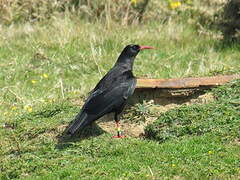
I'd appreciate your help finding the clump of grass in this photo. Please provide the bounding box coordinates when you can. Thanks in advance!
[123,100,154,123]
[145,79,240,142]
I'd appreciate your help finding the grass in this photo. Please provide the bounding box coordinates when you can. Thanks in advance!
[0,17,240,112]
[1,81,240,179]
[0,7,240,179]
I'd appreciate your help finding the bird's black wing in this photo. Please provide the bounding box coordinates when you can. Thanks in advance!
[83,77,136,115]
[90,66,128,93]
[66,77,136,135]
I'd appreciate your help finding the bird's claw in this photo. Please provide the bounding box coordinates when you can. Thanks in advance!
[112,130,126,138]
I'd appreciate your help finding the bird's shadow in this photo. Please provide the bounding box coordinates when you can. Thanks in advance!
[55,122,106,150]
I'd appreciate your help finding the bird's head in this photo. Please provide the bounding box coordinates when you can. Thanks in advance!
[116,44,154,69]
[122,44,154,58]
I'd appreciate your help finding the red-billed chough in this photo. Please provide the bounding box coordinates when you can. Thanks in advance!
[65,44,154,138]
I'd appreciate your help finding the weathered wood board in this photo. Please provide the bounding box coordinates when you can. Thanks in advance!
[130,74,240,104]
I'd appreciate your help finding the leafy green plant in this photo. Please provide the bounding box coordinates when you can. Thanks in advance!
[123,100,153,123]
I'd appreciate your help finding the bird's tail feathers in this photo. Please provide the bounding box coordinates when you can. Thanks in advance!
[66,111,89,136]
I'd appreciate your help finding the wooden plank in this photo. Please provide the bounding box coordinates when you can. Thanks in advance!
[136,74,240,89]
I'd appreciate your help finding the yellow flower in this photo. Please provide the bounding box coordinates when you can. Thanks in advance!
[31,80,37,84]
[11,106,17,111]
[42,73,48,78]
[27,107,33,112]
[73,90,79,95]
[24,105,33,113]
[208,150,214,155]
[172,164,176,167]
[48,98,54,103]
[170,1,181,9]
[131,0,137,5]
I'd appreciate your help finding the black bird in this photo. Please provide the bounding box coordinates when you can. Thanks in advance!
[66,44,154,138]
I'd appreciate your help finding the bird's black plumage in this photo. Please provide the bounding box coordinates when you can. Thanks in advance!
[65,44,152,136]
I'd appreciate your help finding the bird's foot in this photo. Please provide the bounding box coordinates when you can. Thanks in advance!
[112,130,126,138]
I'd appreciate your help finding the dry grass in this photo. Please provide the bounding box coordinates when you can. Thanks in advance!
[0,0,227,26]
[0,0,148,25]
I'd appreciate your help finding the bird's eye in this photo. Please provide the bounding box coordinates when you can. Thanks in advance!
[132,45,139,51]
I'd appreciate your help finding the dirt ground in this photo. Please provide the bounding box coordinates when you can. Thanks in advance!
[97,92,214,137]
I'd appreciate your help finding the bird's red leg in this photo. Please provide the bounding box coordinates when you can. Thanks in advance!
[112,121,126,138]
[112,113,126,138]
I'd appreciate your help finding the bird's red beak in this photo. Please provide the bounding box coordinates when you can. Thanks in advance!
[139,46,154,50]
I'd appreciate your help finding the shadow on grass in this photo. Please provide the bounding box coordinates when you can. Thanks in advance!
[56,122,106,150]
[214,39,240,52]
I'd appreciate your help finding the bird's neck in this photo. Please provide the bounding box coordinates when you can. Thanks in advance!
[115,56,135,71]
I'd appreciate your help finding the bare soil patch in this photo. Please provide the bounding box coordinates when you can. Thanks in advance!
[97,92,214,137]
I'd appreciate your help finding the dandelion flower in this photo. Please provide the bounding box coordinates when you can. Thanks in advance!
[208,150,214,155]
[42,73,48,78]
[11,106,17,110]
[73,90,79,95]
[24,105,33,113]
[170,1,181,9]
[131,0,137,5]
[31,80,37,84]
[48,98,54,103]
[27,107,33,113]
